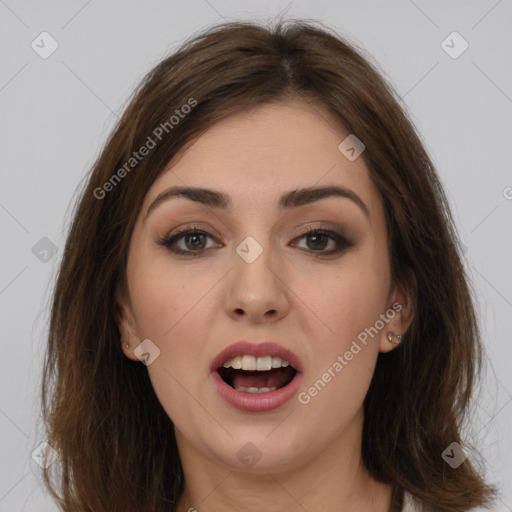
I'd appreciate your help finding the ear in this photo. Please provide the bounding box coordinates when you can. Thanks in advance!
[378,280,414,354]
[114,286,141,362]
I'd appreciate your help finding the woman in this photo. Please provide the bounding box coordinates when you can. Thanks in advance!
[41,18,497,512]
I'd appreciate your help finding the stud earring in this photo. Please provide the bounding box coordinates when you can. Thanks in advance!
[125,344,130,349]
[387,332,402,345]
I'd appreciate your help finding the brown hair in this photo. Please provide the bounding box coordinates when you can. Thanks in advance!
[41,18,496,512]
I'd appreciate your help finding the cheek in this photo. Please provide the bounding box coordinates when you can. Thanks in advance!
[127,263,214,424]
[128,251,205,340]
[301,254,390,342]
[130,279,177,339]
[127,255,220,379]
[303,252,389,413]
[296,269,384,429]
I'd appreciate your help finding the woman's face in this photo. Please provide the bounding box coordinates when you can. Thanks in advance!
[117,99,410,473]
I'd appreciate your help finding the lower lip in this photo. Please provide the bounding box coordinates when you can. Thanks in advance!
[211,370,303,413]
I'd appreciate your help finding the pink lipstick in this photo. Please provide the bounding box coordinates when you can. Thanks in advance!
[210,341,303,413]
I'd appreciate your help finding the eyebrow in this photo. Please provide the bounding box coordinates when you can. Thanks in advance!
[144,185,370,221]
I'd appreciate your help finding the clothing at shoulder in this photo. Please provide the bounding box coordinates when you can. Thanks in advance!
[402,491,496,512]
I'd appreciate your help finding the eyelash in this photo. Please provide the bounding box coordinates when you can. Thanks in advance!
[158,225,354,258]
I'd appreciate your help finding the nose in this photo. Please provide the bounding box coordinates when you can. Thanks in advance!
[224,239,290,324]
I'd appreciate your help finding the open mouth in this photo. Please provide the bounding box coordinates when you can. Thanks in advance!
[217,355,298,393]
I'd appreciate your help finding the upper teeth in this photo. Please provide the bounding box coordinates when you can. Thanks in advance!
[222,355,290,371]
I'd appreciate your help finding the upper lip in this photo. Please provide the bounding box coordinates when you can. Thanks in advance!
[211,341,303,373]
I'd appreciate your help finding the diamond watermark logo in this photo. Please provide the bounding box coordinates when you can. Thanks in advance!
[134,338,161,366]
[31,31,59,59]
[441,32,469,59]
[442,441,468,469]
[338,134,365,161]
[236,236,263,264]
[32,237,58,263]
[237,442,262,468]
[31,441,58,468]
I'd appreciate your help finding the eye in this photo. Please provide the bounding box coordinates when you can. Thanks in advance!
[158,225,354,257]
[158,226,221,256]
[292,227,354,256]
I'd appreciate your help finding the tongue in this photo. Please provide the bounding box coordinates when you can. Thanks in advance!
[231,367,293,389]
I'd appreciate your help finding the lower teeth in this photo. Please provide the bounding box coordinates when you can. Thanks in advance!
[234,386,277,393]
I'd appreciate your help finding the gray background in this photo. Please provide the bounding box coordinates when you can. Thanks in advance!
[1,0,511,510]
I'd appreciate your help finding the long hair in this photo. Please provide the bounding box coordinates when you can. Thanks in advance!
[41,18,496,512]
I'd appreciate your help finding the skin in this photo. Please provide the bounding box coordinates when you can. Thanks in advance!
[117,99,413,512]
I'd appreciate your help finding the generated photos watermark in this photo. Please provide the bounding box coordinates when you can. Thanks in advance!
[94,97,197,200]
[298,302,402,405]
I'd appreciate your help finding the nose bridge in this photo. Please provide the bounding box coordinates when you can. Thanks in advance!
[225,228,289,321]
[229,201,279,267]
[233,230,277,289]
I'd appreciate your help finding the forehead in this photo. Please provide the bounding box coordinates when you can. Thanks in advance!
[142,100,382,223]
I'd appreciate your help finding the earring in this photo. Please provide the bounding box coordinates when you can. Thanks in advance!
[387,332,402,345]
[125,344,130,349]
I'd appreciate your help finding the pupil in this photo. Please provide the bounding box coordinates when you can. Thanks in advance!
[308,234,327,250]
[186,233,205,250]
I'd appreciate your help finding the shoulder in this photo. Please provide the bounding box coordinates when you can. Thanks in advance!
[402,491,498,512]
